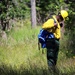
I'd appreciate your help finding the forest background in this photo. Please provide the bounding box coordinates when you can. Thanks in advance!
[0,0,75,75]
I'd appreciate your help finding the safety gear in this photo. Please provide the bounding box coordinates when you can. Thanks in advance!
[42,15,61,39]
[60,10,68,19]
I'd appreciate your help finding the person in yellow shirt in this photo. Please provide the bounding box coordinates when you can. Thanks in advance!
[42,10,68,69]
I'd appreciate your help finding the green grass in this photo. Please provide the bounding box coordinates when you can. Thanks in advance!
[0,21,75,75]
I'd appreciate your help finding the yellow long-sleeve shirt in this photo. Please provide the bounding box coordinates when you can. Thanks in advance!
[42,15,61,39]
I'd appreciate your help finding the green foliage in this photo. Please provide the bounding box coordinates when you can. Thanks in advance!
[36,0,57,23]
[64,1,75,56]
[36,0,67,23]
[0,0,75,74]
[0,0,30,19]
[0,0,30,31]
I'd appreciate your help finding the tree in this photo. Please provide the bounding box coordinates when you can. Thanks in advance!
[0,0,11,31]
[31,0,36,28]
[0,0,30,31]
[36,0,66,24]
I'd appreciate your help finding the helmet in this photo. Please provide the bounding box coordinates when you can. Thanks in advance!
[60,10,68,19]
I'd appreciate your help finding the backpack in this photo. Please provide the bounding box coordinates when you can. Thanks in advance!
[38,17,56,50]
[38,29,55,50]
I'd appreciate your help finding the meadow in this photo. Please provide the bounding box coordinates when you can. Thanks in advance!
[0,20,75,75]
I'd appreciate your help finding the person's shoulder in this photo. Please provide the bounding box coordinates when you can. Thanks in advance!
[47,18,54,22]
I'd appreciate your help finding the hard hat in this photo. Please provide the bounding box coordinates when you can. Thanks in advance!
[60,10,68,19]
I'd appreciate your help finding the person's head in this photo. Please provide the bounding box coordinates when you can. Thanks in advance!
[57,10,68,22]
[56,10,68,27]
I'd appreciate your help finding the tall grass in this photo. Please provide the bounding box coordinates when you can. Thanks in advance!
[0,20,75,75]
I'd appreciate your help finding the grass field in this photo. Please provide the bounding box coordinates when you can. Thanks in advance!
[0,21,75,75]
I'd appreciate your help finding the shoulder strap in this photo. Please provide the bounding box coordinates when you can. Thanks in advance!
[53,18,56,23]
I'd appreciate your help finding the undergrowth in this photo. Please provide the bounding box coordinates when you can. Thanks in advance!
[0,20,75,75]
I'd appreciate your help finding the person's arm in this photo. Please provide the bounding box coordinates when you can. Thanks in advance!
[54,27,61,39]
[42,19,57,29]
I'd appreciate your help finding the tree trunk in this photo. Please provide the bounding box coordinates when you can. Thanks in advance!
[31,0,37,28]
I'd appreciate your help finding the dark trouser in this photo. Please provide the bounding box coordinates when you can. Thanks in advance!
[46,38,59,66]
